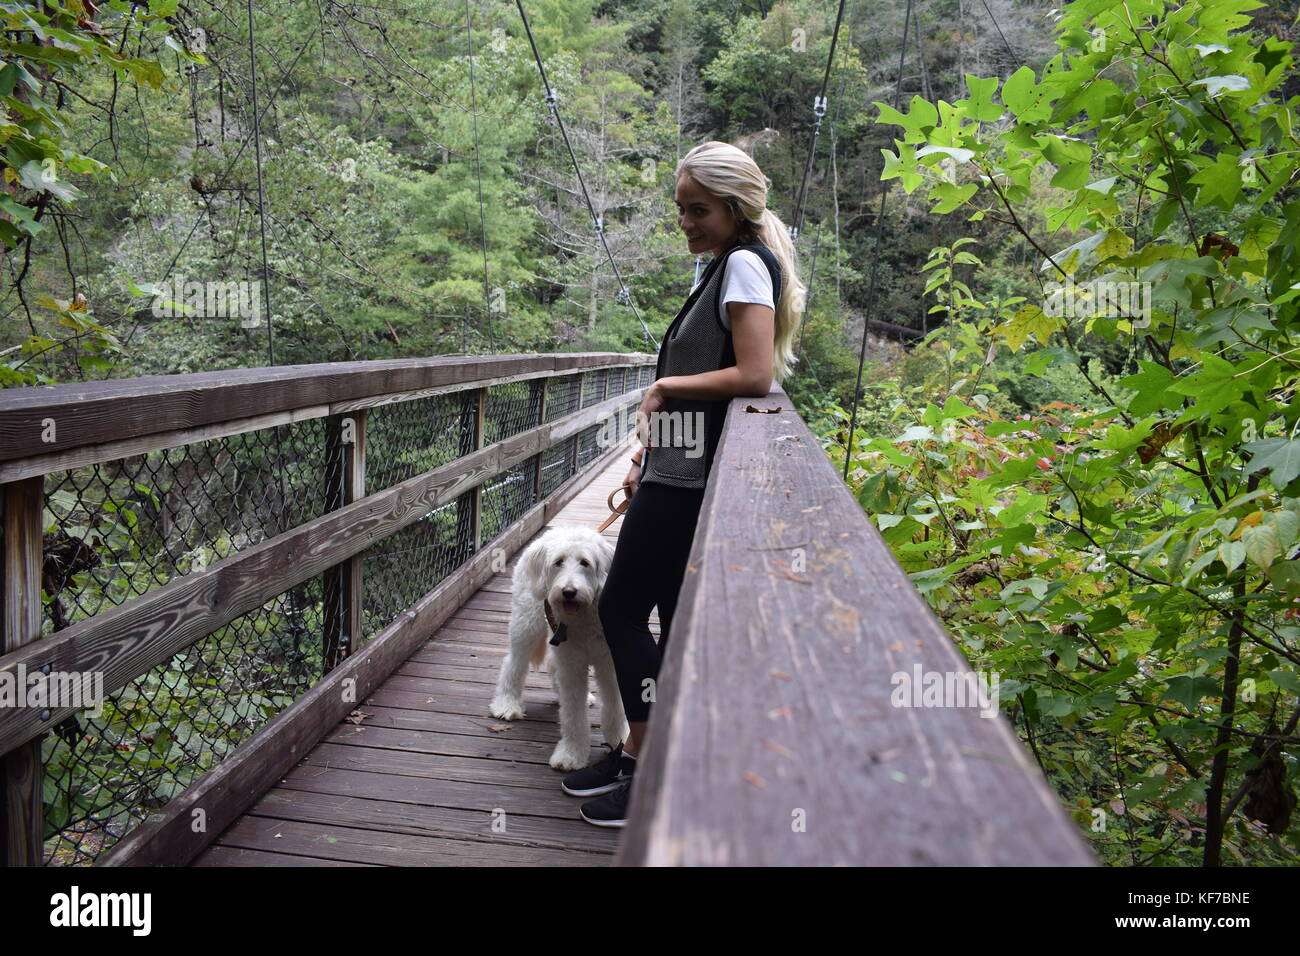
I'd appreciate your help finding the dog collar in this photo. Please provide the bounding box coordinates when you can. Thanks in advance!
[543,599,568,646]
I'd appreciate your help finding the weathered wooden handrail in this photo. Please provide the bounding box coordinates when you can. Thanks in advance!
[0,353,642,481]
[0,353,655,865]
[617,386,1098,866]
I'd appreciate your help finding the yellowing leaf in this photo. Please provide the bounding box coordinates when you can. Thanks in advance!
[998,305,1062,351]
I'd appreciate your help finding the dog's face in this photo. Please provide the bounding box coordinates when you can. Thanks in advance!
[521,526,615,619]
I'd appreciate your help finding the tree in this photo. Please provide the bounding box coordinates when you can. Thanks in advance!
[857,0,1300,864]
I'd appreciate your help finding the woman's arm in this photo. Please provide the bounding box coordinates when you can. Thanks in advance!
[654,301,774,400]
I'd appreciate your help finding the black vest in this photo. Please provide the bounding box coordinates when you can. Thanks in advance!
[640,242,782,489]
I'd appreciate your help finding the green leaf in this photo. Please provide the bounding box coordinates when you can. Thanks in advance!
[1269,669,1300,694]
[963,74,1003,121]
[1095,228,1132,261]
[907,95,939,130]
[1243,439,1300,490]
[1124,775,1168,803]
[1189,152,1243,210]
[1002,66,1046,119]
[929,181,978,214]
[1140,256,1220,310]
[1164,675,1219,711]
[1050,161,1091,190]
[873,101,912,131]
[880,143,924,192]
[1267,560,1300,600]
[1037,695,1074,717]
[17,160,84,202]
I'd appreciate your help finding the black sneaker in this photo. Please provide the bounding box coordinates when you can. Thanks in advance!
[561,741,635,797]
[579,779,631,827]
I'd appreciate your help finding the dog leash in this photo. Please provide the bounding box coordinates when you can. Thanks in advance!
[596,484,632,533]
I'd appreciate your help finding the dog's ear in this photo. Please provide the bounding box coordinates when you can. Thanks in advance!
[517,538,551,599]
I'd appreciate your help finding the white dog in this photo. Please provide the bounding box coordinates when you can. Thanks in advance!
[489,525,629,771]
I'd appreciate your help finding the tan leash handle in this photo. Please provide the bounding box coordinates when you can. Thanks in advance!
[597,484,632,533]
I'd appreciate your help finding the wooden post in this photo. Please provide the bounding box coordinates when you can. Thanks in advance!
[567,376,582,477]
[529,377,547,505]
[322,410,366,670]
[456,388,486,553]
[1,476,45,866]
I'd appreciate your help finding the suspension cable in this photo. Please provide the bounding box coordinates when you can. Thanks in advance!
[977,0,1018,64]
[122,31,316,351]
[246,0,305,657]
[793,0,856,386]
[791,0,848,239]
[246,0,274,367]
[513,0,658,352]
[465,0,493,354]
[843,0,914,481]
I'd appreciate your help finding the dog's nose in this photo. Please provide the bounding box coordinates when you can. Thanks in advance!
[561,587,577,600]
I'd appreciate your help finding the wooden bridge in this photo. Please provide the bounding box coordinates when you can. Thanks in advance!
[0,354,1096,866]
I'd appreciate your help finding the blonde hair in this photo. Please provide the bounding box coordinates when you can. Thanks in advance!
[676,140,806,386]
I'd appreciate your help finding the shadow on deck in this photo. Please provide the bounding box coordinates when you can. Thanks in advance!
[193,456,646,867]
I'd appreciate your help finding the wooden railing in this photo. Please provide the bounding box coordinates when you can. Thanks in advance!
[617,386,1099,866]
[0,353,655,866]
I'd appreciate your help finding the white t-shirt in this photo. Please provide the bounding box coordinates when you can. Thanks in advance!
[690,250,774,331]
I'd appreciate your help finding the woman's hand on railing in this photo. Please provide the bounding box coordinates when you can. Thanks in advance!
[635,381,666,447]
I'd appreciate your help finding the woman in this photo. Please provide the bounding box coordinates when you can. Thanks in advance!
[562,140,806,827]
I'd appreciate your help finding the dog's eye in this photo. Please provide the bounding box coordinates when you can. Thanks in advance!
[579,559,590,567]
[553,558,563,566]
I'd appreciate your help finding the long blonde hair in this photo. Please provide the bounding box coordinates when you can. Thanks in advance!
[676,140,806,386]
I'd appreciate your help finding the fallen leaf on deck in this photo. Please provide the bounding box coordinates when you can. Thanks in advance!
[764,740,794,759]
[767,706,793,719]
[770,669,791,680]
[770,569,809,584]
[743,771,769,789]
[488,724,511,733]
[744,404,782,413]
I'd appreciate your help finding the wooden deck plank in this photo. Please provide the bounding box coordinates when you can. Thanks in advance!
[192,845,379,867]
[239,787,620,853]
[272,763,595,818]
[211,816,609,867]
[201,454,640,865]
[297,740,596,791]
[322,721,606,765]
[353,701,607,744]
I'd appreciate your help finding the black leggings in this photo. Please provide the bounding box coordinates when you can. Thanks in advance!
[598,479,706,724]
